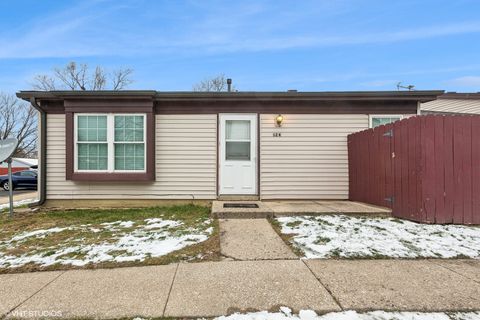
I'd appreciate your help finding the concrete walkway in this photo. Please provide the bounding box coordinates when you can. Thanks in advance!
[0,190,38,206]
[1,259,479,319]
[219,219,297,260]
[212,200,391,219]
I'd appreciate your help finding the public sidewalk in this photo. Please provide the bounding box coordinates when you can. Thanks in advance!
[1,259,479,319]
[0,190,38,206]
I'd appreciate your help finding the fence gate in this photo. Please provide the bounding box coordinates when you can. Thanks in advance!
[348,115,480,225]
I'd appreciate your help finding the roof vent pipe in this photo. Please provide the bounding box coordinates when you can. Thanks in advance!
[227,78,232,92]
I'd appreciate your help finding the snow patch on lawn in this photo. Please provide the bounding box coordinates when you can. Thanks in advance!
[0,217,213,268]
[276,215,480,258]
[101,220,135,228]
[0,198,38,210]
[143,218,180,230]
[9,227,70,242]
[214,308,480,320]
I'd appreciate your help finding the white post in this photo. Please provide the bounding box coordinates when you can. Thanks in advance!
[7,158,13,217]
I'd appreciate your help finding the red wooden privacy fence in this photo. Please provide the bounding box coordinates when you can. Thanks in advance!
[348,115,480,224]
[0,167,29,175]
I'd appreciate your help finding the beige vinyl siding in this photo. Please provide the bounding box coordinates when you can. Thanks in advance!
[260,114,369,200]
[46,114,217,200]
[369,114,416,128]
[421,99,480,115]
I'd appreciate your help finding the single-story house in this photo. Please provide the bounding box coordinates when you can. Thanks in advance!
[421,92,480,115]
[0,158,38,175]
[16,90,442,207]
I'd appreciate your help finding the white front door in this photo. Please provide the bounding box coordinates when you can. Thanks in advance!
[219,114,257,195]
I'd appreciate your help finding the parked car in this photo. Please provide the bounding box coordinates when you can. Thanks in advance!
[0,169,38,191]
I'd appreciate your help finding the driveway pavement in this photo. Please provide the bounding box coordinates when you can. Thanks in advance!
[0,190,38,205]
[1,259,479,319]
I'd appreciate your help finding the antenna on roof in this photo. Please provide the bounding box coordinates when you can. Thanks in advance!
[397,82,415,91]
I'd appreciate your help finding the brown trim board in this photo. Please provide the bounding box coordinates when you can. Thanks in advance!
[216,114,219,197]
[35,100,422,115]
[65,111,155,182]
[257,113,260,198]
[17,90,443,101]
[155,100,420,114]
[17,90,444,115]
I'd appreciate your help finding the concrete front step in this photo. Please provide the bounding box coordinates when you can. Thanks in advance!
[212,200,391,219]
[212,201,274,219]
[217,195,260,201]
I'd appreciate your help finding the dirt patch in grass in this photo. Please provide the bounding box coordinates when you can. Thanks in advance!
[0,204,221,274]
[268,218,303,257]
[2,204,210,228]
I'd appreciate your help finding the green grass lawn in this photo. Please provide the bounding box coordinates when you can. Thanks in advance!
[274,214,480,259]
[0,204,220,273]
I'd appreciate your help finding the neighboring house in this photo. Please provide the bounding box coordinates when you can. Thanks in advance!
[421,92,480,115]
[0,158,38,175]
[16,90,441,206]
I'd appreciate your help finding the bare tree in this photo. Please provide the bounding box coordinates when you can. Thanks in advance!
[112,68,133,90]
[93,66,107,91]
[32,75,56,91]
[32,62,133,91]
[193,74,236,92]
[0,93,37,157]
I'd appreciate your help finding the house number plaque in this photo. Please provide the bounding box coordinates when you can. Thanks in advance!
[273,132,282,137]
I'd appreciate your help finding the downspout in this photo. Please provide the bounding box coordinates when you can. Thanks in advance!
[30,97,47,206]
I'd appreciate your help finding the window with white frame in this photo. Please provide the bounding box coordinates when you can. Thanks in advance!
[225,120,251,161]
[75,114,146,172]
[369,115,403,128]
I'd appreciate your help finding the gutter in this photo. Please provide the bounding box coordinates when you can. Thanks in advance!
[29,97,46,206]
[16,90,445,103]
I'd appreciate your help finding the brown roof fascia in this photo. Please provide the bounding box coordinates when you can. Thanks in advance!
[16,90,444,113]
[439,92,480,100]
[17,90,444,100]
[153,91,443,103]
